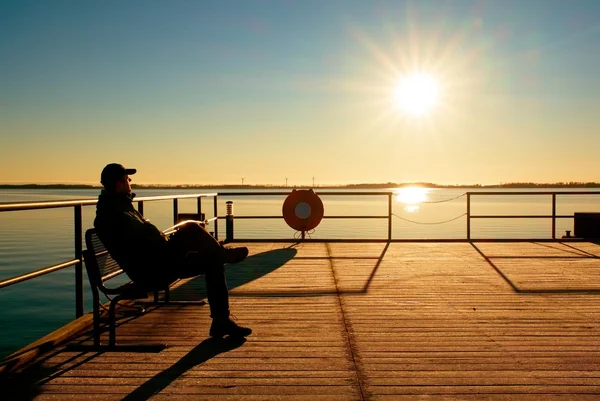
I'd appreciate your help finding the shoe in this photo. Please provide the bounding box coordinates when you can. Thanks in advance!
[209,317,252,338]
[223,246,249,264]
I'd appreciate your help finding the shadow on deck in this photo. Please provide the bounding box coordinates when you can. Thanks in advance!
[3,242,600,400]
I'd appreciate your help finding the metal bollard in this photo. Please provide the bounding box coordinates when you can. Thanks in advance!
[225,201,234,242]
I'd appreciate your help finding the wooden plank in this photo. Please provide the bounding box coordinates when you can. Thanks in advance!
[38,384,361,395]
[5,242,600,400]
[33,396,357,401]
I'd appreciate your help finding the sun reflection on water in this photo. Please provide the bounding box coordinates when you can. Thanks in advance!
[395,187,430,213]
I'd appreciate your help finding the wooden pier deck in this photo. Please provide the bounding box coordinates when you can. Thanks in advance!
[3,241,600,400]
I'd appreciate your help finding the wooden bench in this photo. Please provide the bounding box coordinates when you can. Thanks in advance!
[83,228,170,350]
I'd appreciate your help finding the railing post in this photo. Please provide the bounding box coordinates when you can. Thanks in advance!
[173,199,179,225]
[226,201,234,242]
[552,193,556,240]
[74,205,84,318]
[213,195,219,239]
[388,193,392,241]
[197,197,202,216]
[137,200,144,216]
[467,193,471,241]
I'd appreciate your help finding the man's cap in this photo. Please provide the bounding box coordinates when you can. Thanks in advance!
[100,163,137,186]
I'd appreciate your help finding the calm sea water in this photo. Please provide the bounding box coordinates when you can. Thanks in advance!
[1,187,599,359]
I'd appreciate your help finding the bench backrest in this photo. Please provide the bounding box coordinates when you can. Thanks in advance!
[84,228,124,291]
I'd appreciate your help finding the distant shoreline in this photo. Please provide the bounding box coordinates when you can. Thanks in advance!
[2,182,600,190]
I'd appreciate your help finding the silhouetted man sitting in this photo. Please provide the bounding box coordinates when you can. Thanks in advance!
[94,163,252,338]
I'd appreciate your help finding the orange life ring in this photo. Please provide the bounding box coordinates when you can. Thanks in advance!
[282,189,324,232]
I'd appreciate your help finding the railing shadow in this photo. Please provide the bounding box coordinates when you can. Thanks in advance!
[361,242,390,292]
[559,240,600,258]
[225,242,390,297]
[471,241,600,294]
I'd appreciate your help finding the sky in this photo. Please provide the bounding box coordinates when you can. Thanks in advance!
[1,0,600,186]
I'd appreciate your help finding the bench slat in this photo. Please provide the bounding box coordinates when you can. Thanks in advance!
[87,231,123,281]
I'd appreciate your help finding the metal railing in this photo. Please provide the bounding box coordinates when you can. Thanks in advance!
[466,191,600,240]
[0,193,218,318]
[219,191,394,242]
[218,190,600,242]
[1,189,599,318]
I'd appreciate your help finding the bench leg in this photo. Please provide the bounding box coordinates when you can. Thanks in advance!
[109,295,123,347]
[152,287,170,304]
[92,291,101,346]
[67,290,166,353]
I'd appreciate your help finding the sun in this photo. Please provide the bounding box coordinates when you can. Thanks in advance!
[395,72,440,117]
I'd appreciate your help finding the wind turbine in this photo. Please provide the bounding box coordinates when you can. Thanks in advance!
[241,177,245,186]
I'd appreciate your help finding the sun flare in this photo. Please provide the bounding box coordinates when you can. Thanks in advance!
[395,187,430,204]
[395,72,440,117]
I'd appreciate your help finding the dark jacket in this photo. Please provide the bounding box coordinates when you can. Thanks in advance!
[94,190,171,288]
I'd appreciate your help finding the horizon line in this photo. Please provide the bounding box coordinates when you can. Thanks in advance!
[2,181,600,189]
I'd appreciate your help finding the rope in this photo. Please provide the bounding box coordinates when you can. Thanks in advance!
[294,229,315,240]
[392,212,467,225]
[421,193,466,203]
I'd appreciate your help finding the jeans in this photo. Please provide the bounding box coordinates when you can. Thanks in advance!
[166,222,230,318]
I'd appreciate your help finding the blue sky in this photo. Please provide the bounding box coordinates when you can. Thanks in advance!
[1,0,599,185]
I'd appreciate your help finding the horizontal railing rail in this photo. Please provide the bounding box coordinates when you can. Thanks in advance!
[220,191,392,196]
[466,191,600,240]
[0,193,218,211]
[467,191,600,195]
[223,215,389,219]
[0,199,98,212]
[0,193,218,318]
[0,259,80,289]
